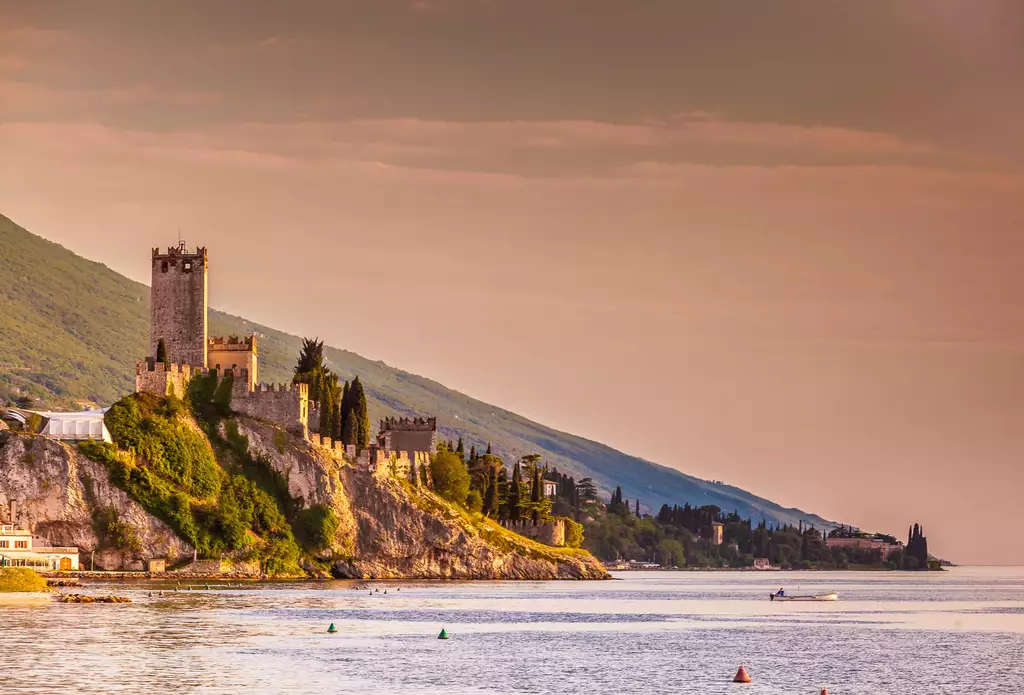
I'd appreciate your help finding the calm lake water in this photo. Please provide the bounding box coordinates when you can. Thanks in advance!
[3,567,1023,694]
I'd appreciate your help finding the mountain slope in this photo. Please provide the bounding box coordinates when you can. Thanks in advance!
[0,213,836,529]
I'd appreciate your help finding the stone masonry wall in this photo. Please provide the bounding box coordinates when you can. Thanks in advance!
[135,360,199,399]
[151,246,208,367]
[230,382,309,437]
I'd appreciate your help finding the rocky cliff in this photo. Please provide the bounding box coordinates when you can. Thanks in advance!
[0,416,608,579]
[0,432,193,569]
[231,416,607,579]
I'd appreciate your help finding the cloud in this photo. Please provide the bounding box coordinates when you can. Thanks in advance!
[0,113,989,184]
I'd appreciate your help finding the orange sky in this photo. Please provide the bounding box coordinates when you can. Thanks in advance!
[2,2,1023,563]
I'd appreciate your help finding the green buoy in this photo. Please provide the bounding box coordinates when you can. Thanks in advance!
[437,628,449,640]
[327,623,338,633]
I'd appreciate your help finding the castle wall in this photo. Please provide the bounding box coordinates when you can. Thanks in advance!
[151,246,208,367]
[230,382,309,438]
[135,360,199,399]
[377,417,437,459]
[500,519,566,547]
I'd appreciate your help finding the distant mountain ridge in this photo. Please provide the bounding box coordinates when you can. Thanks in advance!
[0,213,837,529]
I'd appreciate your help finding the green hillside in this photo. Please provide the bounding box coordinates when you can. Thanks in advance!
[0,213,837,529]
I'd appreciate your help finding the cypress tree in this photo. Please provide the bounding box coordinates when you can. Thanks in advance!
[508,462,522,521]
[456,437,464,458]
[469,445,477,462]
[486,442,492,455]
[530,466,542,523]
[342,410,358,446]
[332,402,343,441]
[635,498,640,517]
[350,377,370,449]
[483,466,499,518]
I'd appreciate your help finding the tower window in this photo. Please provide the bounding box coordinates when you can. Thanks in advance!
[183,261,193,272]
[161,261,168,273]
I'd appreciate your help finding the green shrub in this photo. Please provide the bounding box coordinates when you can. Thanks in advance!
[0,567,48,592]
[186,371,218,408]
[212,371,234,409]
[465,489,483,513]
[430,450,470,506]
[104,394,220,499]
[563,517,584,548]
[295,504,340,553]
[92,506,143,552]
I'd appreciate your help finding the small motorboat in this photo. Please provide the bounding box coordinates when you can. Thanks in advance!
[770,591,838,601]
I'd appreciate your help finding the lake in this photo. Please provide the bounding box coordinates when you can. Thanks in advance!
[2,566,1022,694]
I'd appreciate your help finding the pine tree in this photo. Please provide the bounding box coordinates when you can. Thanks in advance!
[456,438,464,458]
[156,338,167,363]
[486,442,492,455]
[635,498,640,517]
[469,445,476,462]
[294,337,324,376]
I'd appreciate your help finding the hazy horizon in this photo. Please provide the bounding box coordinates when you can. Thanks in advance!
[2,1,1023,564]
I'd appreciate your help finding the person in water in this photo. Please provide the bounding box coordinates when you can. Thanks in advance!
[777,587,785,596]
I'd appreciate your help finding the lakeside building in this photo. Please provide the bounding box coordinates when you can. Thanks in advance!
[825,535,902,559]
[0,524,79,571]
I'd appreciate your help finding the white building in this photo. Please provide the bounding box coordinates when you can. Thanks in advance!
[0,524,79,571]
[33,408,111,442]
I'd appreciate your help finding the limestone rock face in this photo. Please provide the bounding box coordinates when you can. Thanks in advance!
[234,416,608,580]
[0,433,193,570]
[228,417,358,560]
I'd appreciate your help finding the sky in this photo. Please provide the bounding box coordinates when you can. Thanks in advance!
[1,1,1023,563]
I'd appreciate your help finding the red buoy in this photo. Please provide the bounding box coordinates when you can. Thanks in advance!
[733,665,752,683]
[821,690,829,695]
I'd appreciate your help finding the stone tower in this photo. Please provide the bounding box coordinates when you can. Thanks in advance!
[150,243,208,367]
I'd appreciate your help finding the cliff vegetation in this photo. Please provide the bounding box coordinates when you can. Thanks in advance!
[79,391,306,575]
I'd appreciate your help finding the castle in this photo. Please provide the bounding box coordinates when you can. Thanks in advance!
[135,243,435,482]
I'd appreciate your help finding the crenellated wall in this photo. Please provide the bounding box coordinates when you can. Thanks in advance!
[135,359,201,399]
[230,381,309,437]
[377,416,437,459]
[500,519,566,547]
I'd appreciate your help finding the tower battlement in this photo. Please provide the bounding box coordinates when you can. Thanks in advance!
[152,244,208,262]
[208,335,257,352]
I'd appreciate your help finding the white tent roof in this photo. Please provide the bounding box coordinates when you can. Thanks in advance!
[32,409,111,443]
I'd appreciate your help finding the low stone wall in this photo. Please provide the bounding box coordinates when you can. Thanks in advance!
[172,558,261,577]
